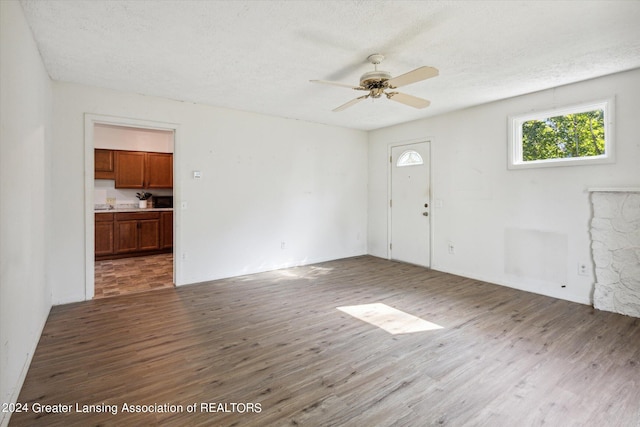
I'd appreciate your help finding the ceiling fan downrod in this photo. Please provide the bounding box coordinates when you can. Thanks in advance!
[360,54,392,90]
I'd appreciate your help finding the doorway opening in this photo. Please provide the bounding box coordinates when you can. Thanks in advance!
[84,115,179,300]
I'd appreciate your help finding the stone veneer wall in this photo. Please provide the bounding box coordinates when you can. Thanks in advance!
[590,191,640,318]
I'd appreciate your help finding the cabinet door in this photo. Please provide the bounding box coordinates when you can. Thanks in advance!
[138,219,161,251]
[95,214,114,256]
[115,151,146,188]
[95,149,115,179]
[115,220,139,253]
[146,153,173,188]
[161,211,173,249]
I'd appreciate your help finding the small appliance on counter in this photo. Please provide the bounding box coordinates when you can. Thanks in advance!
[154,195,173,208]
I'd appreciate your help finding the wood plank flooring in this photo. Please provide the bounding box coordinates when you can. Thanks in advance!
[10,256,640,426]
[94,253,174,298]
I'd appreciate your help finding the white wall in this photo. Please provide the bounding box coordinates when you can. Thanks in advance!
[369,69,640,305]
[51,82,368,303]
[0,2,53,426]
[94,123,174,152]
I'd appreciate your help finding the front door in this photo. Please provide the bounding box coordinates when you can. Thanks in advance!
[390,142,430,267]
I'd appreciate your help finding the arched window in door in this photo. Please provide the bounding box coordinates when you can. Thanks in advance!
[396,150,424,167]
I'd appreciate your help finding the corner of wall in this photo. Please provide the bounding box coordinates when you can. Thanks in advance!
[0,2,54,425]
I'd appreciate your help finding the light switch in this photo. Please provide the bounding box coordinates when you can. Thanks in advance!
[193,170,202,179]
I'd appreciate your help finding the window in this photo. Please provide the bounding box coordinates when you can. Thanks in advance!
[396,150,424,167]
[508,98,614,169]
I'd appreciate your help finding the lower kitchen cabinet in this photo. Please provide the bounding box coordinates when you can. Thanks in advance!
[139,219,162,251]
[95,210,172,260]
[114,219,139,253]
[95,213,114,256]
[115,212,160,254]
[161,211,173,249]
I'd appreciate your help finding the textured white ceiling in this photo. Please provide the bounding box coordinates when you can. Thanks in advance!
[20,0,640,131]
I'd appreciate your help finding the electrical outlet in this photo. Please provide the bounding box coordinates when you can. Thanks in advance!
[106,197,116,206]
[281,241,286,250]
[447,242,455,254]
[182,252,188,260]
[578,262,589,276]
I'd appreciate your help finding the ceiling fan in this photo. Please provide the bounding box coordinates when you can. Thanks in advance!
[310,54,438,112]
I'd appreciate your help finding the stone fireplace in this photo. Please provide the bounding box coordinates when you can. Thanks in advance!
[589,189,640,318]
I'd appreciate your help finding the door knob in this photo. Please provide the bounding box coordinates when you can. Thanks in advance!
[422,212,429,216]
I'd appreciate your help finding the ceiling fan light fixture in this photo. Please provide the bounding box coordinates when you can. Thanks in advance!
[359,70,392,88]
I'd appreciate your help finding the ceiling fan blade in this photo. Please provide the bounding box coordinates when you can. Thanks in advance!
[333,95,369,112]
[387,92,431,109]
[310,80,363,90]
[387,66,439,88]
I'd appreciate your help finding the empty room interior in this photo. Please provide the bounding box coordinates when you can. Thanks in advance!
[2,1,640,426]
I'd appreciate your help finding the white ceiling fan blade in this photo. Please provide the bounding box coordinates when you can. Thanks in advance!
[333,95,369,112]
[387,92,430,109]
[387,66,439,88]
[310,79,363,90]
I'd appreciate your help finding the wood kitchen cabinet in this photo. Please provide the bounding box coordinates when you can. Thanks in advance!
[95,149,115,179]
[114,150,173,189]
[95,213,114,256]
[114,212,161,254]
[96,210,172,260]
[146,153,173,189]
[114,151,146,188]
[161,211,173,249]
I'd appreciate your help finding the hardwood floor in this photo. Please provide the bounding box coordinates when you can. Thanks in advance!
[94,253,174,298]
[10,256,640,426]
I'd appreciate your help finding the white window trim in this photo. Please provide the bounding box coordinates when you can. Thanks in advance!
[507,97,615,170]
[396,150,424,167]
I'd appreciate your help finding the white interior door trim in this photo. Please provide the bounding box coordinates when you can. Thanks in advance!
[83,114,181,300]
[386,138,433,266]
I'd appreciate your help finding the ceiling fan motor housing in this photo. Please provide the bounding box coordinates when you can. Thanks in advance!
[360,53,391,95]
[360,70,392,91]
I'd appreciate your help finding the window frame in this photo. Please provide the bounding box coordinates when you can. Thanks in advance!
[396,150,424,167]
[507,98,615,170]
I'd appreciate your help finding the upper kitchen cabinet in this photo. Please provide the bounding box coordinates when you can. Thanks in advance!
[146,153,173,189]
[115,151,146,188]
[114,151,173,189]
[95,149,115,179]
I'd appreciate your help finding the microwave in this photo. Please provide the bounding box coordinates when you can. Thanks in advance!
[154,196,173,208]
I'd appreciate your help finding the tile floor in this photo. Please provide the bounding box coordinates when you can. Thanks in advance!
[94,253,174,299]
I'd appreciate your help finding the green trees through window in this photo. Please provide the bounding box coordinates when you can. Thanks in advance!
[522,109,605,161]
[508,98,613,169]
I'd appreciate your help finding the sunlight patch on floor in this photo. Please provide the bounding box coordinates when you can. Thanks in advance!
[337,303,443,335]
